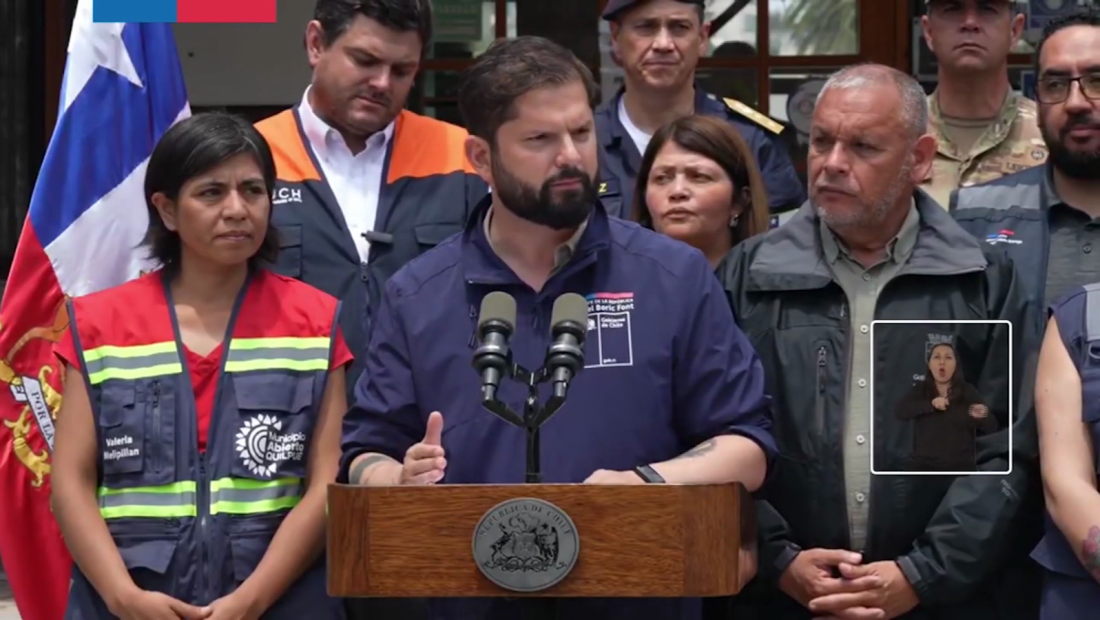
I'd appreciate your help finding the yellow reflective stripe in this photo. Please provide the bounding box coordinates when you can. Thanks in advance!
[83,342,177,360]
[88,363,184,384]
[209,477,303,515]
[97,481,197,519]
[83,341,182,385]
[224,337,330,373]
[224,359,327,373]
[229,337,330,350]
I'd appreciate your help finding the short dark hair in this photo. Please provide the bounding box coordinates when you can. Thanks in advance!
[313,0,433,50]
[633,115,769,245]
[1034,8,1100,78]
[143,112,280,274]
[457,36,599,142]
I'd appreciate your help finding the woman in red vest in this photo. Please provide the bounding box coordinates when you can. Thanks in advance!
[51,112,352,619]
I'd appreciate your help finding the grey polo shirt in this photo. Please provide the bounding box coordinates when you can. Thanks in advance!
[1043,168,1100,305]
[819,200,920,551]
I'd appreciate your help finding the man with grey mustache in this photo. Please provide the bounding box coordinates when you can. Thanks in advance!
[719,63,1039,619]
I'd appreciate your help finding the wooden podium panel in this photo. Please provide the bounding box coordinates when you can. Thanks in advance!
[327,482,756,598]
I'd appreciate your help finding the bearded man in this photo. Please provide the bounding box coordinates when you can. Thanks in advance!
[339,35,777,620]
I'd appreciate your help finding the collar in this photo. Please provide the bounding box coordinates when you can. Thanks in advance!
[597,88,630,150]
[745,188,987,292]
[297,86,395,162]
[1042,163,1064,210]
[483,205,590,273]
[694,86,728,115]
[462,194,612,285]
[820,198,920,267]
[599,82,715,149]
[928,89,1020,160]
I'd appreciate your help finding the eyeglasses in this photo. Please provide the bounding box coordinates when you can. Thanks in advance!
[1036,73,1100,105]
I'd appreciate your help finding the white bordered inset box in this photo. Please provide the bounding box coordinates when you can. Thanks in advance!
[870,319,1013,477]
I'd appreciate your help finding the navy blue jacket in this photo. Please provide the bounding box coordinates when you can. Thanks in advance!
[340,196,776,620]
[595,87,805,218]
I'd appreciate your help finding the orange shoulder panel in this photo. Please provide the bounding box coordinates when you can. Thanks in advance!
[255,110,321,183]
[387,110,476,182]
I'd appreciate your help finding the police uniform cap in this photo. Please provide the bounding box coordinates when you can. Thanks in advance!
[602,0,705,21]
[923,0,1017,6]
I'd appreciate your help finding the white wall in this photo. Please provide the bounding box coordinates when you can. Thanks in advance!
[172,0,314,107]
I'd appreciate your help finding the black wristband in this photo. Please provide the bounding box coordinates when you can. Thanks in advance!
[634,464,665,483]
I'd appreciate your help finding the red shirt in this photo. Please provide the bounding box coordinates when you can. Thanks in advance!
[55,328,353,453]
[186,343,223,453]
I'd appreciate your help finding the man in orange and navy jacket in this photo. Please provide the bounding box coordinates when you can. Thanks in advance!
[257,0,488,391]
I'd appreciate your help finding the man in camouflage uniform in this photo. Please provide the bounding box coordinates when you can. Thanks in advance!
[920,0,1048,207]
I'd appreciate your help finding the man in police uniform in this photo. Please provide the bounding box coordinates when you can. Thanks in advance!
[597,0,804,217]
[920,0,1047,207]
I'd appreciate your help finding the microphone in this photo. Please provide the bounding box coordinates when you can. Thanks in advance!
[472,291,517,403]
[544,293,589,400]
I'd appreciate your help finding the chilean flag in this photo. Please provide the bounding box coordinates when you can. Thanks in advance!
[0,1,189,618]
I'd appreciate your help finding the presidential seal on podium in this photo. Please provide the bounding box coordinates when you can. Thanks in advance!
[472,497,580,592]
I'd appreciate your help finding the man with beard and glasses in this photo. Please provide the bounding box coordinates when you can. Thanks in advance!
[919,0,1047,209]
[720,63,1037,620]
[949,10,1100,618]
[255,0,488,392]
[954,9,1100,317]
[338,35,776,620]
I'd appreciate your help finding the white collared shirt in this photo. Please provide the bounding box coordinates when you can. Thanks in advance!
[297,87,395,262]
[618,96,652,156]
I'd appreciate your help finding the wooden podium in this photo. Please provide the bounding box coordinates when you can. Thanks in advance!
[327,482,757,598]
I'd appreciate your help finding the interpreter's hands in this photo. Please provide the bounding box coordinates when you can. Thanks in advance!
[809,560,918,620]
[110,588,212,620]
[778,549,880,611]
[399,411,446,485]
[968,404,989,419]
[932,397,948,411]
[583,469,645,484]
[204,590,261,620]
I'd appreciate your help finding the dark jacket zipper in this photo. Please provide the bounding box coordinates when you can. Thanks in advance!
[467,304,478,349]
[815,346,827,434]
[198,454,208,602]
[151,382,162,474]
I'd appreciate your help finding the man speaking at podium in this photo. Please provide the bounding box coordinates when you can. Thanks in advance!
[339,35,776,620]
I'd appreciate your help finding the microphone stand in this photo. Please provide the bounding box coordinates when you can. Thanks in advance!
[481,364,568,620]
[483,363,566,484]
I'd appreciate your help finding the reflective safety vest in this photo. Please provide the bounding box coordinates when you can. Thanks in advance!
[1032,282,1100,618]
[64,269,345,619]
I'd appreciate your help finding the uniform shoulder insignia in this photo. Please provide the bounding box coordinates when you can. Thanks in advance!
[723,97,785,135]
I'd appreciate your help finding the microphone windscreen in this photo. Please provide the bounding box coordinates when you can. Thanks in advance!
[551,293,589,330]
[478,291,517,333]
